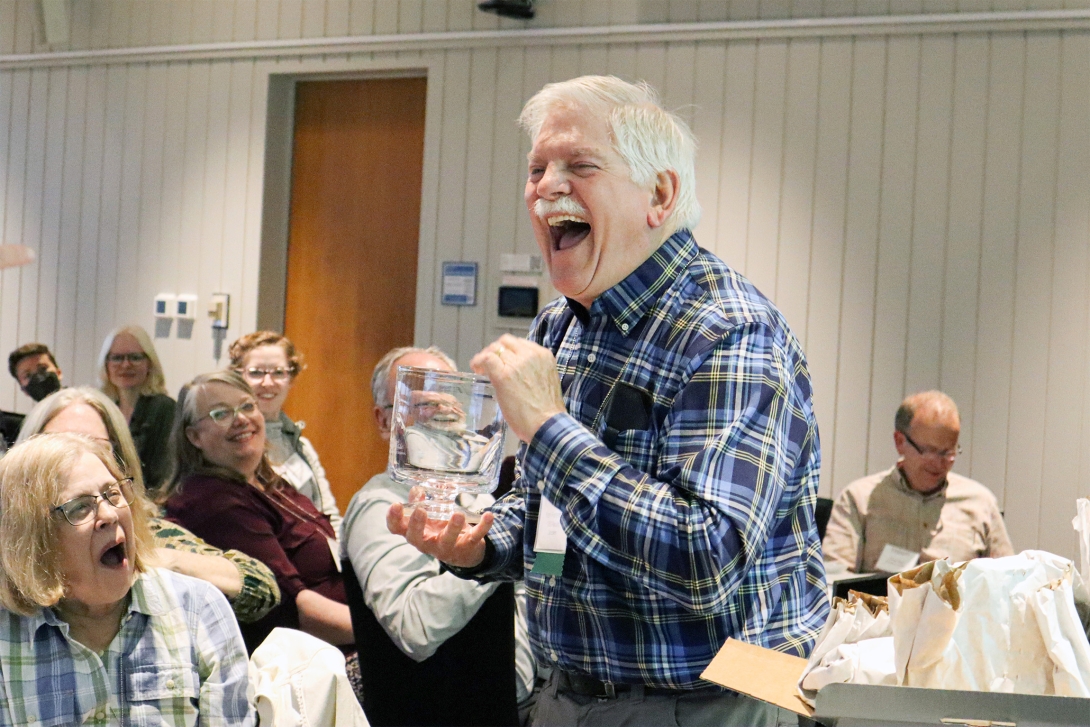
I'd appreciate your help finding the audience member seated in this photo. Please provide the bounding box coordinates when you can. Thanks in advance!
[229,331,342,534]
[341,346,536,725]
[17,386,281,624]
[162,371,355,658]
[8,342,63,402]
[98,325,176,491]
[0,433,254,725]
[823,390,1014,573]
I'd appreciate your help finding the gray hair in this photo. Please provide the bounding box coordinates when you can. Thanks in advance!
[518,75,701,235]
[370,346,457,409]
[17,386,146,490]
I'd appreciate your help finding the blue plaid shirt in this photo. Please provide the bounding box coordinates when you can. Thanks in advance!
[480,230,829,689]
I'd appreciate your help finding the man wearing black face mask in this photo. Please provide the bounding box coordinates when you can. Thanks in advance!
[8,342,64,403]
[3,343,63,448]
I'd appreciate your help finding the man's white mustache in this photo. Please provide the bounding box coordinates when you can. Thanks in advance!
[534,196,588,220]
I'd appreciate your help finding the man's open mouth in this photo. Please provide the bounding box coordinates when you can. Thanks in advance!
[100,542,126,568]
[548,215,591,251]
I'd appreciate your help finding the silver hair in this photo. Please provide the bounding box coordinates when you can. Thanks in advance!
[370,346,457,408]
[518,75,701,235]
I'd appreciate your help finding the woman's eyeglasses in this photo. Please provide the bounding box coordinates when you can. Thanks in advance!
[198,400,258,427]
[237,368,291,383]
[106,352,148,365]
[53,478,135,526]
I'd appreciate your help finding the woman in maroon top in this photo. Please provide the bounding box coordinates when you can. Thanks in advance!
[161,370,354,653]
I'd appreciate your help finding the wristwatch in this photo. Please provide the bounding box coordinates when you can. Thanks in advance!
[442,538,496,580]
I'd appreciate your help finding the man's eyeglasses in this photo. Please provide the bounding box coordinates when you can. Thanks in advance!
[53,478,134,526]
[106,352,148,365]
[197,400,258,427]
[237,368,291,383]
[901,431,962,461]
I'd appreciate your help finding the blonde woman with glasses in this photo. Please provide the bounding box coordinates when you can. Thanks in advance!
[98,325,176,492]
[0,433,254,725]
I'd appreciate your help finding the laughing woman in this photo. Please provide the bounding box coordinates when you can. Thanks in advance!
[98,325,176,492]
[0,433,253,726]
[162,370,354,655]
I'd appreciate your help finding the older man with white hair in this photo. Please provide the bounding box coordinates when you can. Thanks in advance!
[389,76,828,726]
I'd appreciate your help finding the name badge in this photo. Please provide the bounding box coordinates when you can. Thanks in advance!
[274,452,313,490]
[532,493,567,576]
[875,543,920,573]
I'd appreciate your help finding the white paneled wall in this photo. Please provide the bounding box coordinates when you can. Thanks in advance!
[1,2,1089,558]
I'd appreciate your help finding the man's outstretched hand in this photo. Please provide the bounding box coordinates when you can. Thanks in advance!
[386,503,494,568]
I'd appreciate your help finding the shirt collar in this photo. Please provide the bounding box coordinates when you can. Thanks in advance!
[894,465,949,499]
[564,230,697,336]
[30,571,158,640]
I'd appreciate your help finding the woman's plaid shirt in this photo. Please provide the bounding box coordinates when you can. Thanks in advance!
[480,231,830,690]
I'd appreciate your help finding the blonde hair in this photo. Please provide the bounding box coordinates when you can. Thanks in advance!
[98,325,168,400]
[0,433,155,615]
[518,75,701,235]
[17,387,146,490]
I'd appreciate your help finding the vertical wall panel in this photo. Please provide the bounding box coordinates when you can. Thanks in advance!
[939,35,988,448]
[865,35,920,473]
[903,34,954,395]
[1005,34,1061,551]
[1039,31,1090,556]
[806,38,853,495]
[690,42,727,247]
[776,38,820,346]
[830,38,886,494]
[458,48,498,361]
[0,69,28,410]
[715,41,757,270]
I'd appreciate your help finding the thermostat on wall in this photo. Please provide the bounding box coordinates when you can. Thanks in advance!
[498,286,538,318]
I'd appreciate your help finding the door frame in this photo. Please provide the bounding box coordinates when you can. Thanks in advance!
[256,59,438,339]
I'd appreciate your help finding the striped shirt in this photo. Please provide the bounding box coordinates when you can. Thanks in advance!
[0,568,254,726]
[481,230,830,689]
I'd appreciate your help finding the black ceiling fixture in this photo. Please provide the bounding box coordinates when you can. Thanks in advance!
[478,0,535,20]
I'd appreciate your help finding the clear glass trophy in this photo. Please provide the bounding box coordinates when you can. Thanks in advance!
[388,365,507,520]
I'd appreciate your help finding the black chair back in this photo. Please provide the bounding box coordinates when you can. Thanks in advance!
[342,558,519,727]
[815,496,834,542]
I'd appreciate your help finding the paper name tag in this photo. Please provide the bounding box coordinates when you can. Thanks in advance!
[273,452,313,490]
[531,495,567,576]
[534,496,567,553]
[875,543,920,573]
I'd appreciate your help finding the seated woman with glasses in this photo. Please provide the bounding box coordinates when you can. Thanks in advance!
[0,433,253,726]
[161,371,355,657]
[97,325,176,491]
[228,331,342,535]
[17,387,281,625]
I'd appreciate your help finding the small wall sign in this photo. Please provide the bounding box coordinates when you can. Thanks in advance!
[441,262,478,306]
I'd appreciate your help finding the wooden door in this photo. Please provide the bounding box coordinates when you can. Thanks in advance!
[283,77,426,511]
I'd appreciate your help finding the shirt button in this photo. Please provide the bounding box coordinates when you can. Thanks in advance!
[550,651,559,661]
[548,576,556,586]
[26,717,36,724]
[587,353,596,363]
[166,679,176,689]
[95,711,106,720]
[620,323,629,332]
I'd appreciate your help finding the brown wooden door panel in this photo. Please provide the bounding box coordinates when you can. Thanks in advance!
[284,77,426,512]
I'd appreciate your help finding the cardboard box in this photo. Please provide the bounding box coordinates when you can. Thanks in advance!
[702,638,1090,727]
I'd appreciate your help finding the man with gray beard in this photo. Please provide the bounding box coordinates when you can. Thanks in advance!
[389,76,828,726]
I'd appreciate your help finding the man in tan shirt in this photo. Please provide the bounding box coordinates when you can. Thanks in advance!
[823,390,1014,573]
